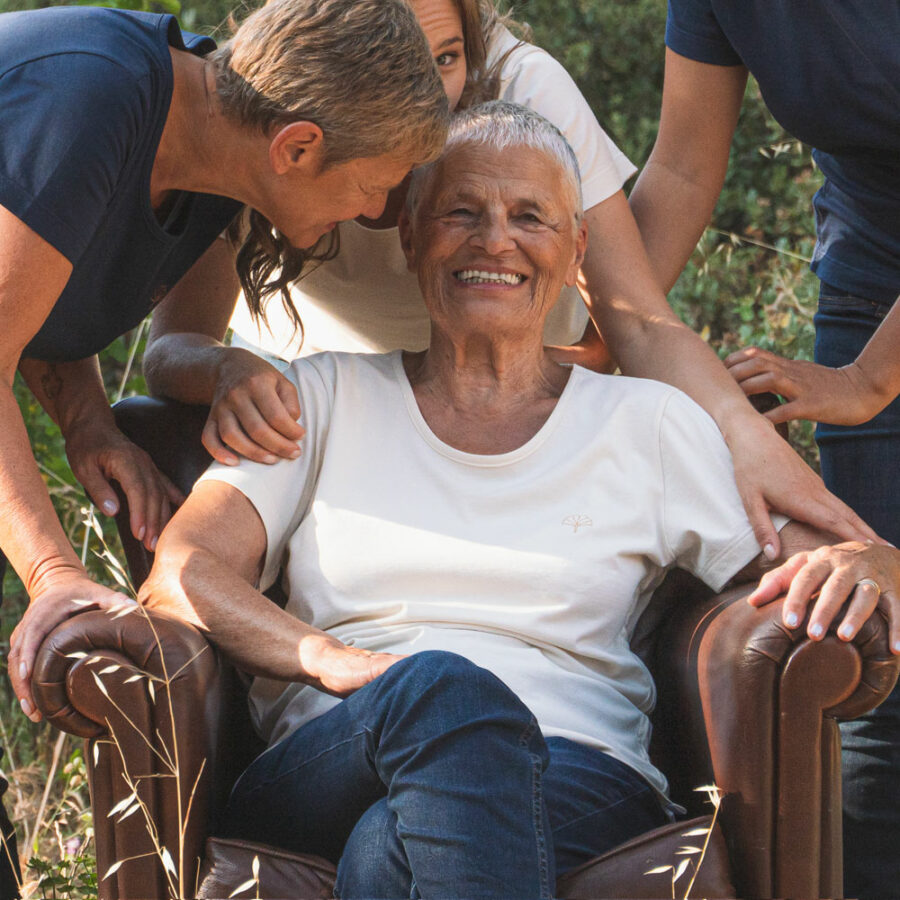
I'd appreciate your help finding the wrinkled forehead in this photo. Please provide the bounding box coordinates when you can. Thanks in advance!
[410,140,581,219]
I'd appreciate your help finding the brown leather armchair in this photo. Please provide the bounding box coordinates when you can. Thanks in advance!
[32,397,899,900]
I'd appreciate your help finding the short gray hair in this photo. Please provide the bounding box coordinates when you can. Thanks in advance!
[407,100,583,220]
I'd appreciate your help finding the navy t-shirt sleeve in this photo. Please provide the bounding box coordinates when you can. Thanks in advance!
[665,0,743,66]
[0,53,146,264]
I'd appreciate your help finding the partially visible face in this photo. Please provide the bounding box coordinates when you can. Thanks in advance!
[270,151,414,249]
[411,0,468,112]
[403,143,586,338]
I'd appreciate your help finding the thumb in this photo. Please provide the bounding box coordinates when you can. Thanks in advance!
[764,402,797,426]
[741,490,781,562]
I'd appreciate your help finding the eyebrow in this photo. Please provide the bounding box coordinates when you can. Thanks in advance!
[435,36,463,50]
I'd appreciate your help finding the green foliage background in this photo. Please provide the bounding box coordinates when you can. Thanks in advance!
[0,0,822,893]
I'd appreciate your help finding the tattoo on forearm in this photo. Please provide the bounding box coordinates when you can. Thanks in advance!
[41,364,62,401]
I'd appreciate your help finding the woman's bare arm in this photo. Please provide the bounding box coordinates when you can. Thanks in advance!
[144,238,306,465]
[142,480,402,695]
[0,205,133,719]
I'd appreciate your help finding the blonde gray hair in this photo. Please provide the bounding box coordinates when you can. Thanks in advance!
[407,100,583,219]
[211,0,448,166]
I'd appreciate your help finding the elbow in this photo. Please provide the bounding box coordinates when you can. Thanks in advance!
[139,537,210,632]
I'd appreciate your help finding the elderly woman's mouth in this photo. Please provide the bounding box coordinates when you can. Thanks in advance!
[454,269,527,285]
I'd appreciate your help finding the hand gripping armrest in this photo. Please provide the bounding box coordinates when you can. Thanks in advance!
[656,585,899,900]
[32,606,223,900]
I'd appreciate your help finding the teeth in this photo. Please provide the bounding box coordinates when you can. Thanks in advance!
[455,269,525,285]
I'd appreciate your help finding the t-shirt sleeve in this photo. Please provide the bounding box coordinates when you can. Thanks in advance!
[498,35,637,209]
[0,53,147,263]
[657,390,788,591]
[195,357,335,592]
[665,0,743,66]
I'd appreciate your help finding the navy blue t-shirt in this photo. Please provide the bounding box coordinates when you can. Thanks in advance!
[666,0,900,304]
[0,7,242,361]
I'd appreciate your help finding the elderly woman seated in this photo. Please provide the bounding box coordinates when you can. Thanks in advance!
[142,102,900,899]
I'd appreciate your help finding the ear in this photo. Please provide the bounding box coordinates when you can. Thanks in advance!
[269,121,325,175]
[564,220,589,287]
[398,206,417,273]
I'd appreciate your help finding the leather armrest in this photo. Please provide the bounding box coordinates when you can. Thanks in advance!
[31,606,223,899]
[654,583,899,899]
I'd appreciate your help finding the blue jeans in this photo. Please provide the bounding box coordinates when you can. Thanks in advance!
[815,286,900,900]
[224,651,666,899]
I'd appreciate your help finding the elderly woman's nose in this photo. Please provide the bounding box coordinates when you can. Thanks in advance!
[470,213,516,254]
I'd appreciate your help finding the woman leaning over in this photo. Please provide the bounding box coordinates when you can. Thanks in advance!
[627,3,899,896]
[143,0,876,562]
[1,0,446,760]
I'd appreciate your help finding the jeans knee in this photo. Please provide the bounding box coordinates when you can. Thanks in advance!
[378,651,542,748]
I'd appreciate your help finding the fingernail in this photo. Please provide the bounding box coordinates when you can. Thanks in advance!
[263,455,277,464]
[893,641,900,654]
[138,525,146,541]
[810,623,824,638]
[19,662,27,680]
[102,500,117,515]
[764,543,777,560]
[785,612,799,628]
[290,448,301,459]
[150,536,158,552]
[224,457,239,467]
[20,697,32,716]
[838,623,854,640]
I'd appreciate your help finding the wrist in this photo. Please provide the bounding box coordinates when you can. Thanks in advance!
[27,557,89,601]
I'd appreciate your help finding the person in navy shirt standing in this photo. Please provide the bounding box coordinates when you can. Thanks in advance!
[0,1,447,890]
[628,3,900,896]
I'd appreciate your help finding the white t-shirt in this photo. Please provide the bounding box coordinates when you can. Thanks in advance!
[228,27,637,359]
[199,352,783,803]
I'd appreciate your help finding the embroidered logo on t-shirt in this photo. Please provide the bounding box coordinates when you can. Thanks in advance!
[562,514,592,533]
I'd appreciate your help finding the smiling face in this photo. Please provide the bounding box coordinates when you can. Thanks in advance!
[411,0,468,111]
[401,142,586,341]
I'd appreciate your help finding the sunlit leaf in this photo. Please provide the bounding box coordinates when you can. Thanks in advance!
[108,793,137,817]
[124,674,144,684]
[112,604,138,619]
[147,680,156,702]
[676,846,702,855]
[91,671,110,699]
[160,847,176,876]
[644,865,673,875]
[252,855,260,879]
[66,651,88,659]
[98,665,121,675]
[103,861,123,879]
[682,828,710,837]
[118,801,142,823]
[229,879,257,897]
[673,858,690,882]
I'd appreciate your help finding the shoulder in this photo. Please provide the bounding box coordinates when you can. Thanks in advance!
[284,350,400,398]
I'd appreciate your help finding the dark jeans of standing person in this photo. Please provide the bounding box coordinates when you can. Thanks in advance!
[225,650,667,899]
[815,286,900,900]
[0,553,22,900]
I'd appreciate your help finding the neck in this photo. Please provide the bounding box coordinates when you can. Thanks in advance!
[151,50,265,206]
[403,329,571,454]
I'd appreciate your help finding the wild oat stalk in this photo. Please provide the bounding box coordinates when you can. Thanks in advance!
[644,783,723,900]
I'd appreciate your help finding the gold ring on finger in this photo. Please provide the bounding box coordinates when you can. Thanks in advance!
[855,577,881,598]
